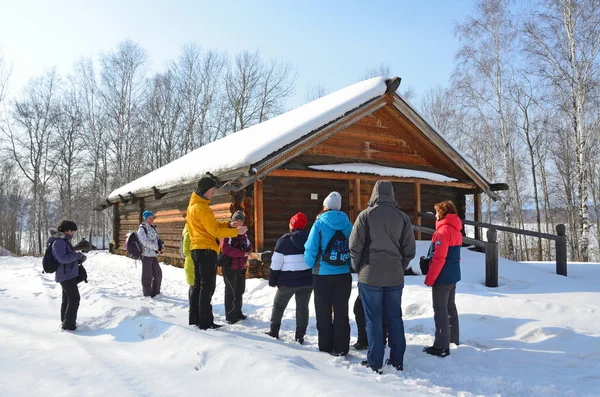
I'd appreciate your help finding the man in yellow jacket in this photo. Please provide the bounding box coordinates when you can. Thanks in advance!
[187,174,247,330]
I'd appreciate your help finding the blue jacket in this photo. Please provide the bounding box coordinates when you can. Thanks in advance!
[47,229,81,283]
[269,230,312,288]
[304,210,353,275]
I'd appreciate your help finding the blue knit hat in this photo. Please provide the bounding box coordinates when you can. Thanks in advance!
[143,210,155,221]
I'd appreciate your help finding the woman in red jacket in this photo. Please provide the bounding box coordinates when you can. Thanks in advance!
[423,200,462,357]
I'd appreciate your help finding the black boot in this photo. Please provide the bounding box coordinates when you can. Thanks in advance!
[265,323,280,339]
[295,327,306,345]
[423,346,450,357]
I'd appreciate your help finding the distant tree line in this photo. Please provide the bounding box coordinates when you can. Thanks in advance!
[1,0,599,263]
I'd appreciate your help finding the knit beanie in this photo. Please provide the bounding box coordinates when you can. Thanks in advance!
[323,191,342,211]
[289,212,308,230]
[231,210,246,221]
[196,175,218,196]
[142,210,155,221]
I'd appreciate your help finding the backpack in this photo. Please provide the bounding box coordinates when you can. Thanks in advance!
[320,229,351,266]
[42,241,62,274]
[126,226,148,260]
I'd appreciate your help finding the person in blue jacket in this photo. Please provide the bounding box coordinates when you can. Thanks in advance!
[48,220,86,331]
[304,192,353,356]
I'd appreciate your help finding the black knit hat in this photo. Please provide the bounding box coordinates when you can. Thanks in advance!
[196,174,219,196]
[57,220,78,233]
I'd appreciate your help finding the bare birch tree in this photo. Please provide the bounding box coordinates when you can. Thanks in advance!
[523,0,600,261]
[2,70,61,253]
[454,0,519,259]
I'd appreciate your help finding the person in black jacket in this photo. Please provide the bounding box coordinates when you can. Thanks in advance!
[265,212,313,344]
[48,220,86,331]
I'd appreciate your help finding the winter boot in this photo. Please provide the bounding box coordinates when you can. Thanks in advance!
[295,327,306,345]
[265,323,280,339]
[423,346,450,357]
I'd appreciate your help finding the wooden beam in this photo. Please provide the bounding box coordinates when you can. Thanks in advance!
[153,186,166,200]
[474,193,482,241]
[253,179,264,252]
[414,182,421,240]
[112,204,120,250]
[355,178,362,215]
[267,169,476,190]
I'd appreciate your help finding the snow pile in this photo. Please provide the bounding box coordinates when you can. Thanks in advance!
[1,244,599,396]
[109,77,388,200]
[309,164,458,182]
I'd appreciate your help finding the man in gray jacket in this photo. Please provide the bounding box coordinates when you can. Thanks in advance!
[349,180,416,373]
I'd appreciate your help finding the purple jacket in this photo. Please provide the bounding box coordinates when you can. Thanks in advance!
[48,229,81,283]
[220,234,252,271]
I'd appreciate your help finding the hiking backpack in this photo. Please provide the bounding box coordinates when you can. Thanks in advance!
[42,241,61,274]
[320,229,351,266]
[126,226,147,260]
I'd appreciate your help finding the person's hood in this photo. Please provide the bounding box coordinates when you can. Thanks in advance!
[368,180,397,206]
[436,213,463,232]
[318,210,351,230]
[288,230,309,251]
[47,228,71,244]
[189,191,210,207]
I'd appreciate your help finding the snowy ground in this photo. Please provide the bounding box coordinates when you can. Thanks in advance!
[1,242,599,397]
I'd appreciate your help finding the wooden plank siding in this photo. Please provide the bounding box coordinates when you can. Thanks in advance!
[112,188,241,266]
[262,176,350,251]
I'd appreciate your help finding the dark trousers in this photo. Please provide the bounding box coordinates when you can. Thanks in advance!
[190,249,218,329]
[359,283,406,370]
[60,278,80,329]
[313,273,352,355]
[222,267,246,321]
[141,256,162,297]
[354,294,388,346]
[269,285,313,328]
[432,283,459,349]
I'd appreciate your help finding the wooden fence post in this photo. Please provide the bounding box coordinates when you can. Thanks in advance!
[485,228,498,287]
[555,224,567,277]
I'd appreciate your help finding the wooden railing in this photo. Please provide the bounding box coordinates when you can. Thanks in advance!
[415,212,568,287]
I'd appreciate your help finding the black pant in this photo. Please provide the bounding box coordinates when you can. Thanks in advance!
[432,283,459,349]
[190,249,218,329]
[313,273,352,355]
[60,278,80,329]
[222,267,246,321]
[141,256,162,297]
[353,294,388,346]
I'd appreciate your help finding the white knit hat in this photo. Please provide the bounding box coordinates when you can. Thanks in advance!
[323,191,342,211]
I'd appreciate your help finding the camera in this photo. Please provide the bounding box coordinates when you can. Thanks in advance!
[419,256,430,275]
[78,254,87,265]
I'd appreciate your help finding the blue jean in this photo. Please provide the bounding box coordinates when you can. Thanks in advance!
[358,283,406,370]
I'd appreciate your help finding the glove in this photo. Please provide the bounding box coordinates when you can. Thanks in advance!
[78,253,87,265]
[419,256,430,275]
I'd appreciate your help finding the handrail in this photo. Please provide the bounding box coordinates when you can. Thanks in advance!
[412,225,486,249]
[418,212,558,241]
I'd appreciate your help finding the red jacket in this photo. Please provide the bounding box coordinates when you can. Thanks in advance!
[424,214,463,286]
[220,234,252,271]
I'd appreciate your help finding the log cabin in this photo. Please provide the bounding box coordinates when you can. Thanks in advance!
[100,76,506,266]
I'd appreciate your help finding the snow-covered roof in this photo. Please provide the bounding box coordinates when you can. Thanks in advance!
[108,77,388,200]
[308,164,458,183]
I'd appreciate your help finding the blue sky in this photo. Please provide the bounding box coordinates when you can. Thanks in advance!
[0,0,474,108]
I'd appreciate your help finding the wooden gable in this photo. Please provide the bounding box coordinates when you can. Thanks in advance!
[287,103,470,182]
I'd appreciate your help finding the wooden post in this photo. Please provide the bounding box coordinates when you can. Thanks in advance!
[138,197,145,224]
[555,224,567,277]
[112,204,120,252]
[253,179,264,252]
[354,178,361,215]
[414,182,421,240]
[474,193,482,241]
[485,228,498,287]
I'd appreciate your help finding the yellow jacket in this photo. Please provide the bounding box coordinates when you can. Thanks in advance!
[182,224,194,286]
[186,191,238,252]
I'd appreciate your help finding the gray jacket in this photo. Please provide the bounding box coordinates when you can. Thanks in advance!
[349,180,416,286]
